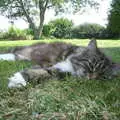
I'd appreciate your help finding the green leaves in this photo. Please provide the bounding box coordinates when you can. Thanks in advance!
[0,0,99,20]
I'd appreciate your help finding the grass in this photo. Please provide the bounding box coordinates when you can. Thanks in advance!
[0,39,120,120]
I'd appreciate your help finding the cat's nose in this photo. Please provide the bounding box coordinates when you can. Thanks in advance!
[87,73,98,80]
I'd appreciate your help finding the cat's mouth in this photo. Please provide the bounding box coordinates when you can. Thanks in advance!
[86,73,99,80]
[86,71,113,80]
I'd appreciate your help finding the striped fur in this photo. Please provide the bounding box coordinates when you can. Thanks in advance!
[70,40,113,79]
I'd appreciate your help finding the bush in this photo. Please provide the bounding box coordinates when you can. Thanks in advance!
[0,30,6,39]
[0,26,33,40]
[24,28,34,36]
[48,18,73,38]
[71,23,105,39]
[99,29,120,39]
[42,24,53,37]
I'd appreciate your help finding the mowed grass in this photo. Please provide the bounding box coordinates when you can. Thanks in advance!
[0,39,120,120]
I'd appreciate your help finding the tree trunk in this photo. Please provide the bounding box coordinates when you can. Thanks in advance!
[33,9,45,40]
[20,0,48,40]
[32,18,44,40]
[19,0,39,40]
[33,29,40,40]
[39,10,45,38]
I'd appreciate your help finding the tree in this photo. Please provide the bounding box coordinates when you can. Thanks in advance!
[107,0,120,35]
[0,0,99,39]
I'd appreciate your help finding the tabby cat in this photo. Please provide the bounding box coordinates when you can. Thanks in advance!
[1,39,119,87]
[52,39,116,79]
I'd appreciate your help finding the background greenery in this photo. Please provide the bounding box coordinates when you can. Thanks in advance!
[0,0,99,39]
[0,0,120,40]
[0,20,118,40]
[0,39,120,120]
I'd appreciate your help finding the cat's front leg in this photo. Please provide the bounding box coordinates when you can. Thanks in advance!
[8,66,51,88]
[8,72,27,88]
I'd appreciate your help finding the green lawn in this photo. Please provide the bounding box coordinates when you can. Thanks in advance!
[0,39,120,120]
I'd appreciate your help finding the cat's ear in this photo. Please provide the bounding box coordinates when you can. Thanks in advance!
[87,39,97,51]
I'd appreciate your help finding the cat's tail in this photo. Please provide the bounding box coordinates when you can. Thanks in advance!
[0,46,27,61]
[0,53,16,61]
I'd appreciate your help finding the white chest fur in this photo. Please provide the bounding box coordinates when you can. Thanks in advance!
[53,59,74,74]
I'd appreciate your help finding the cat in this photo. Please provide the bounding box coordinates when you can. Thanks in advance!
[0,42,80,67]
[0,39,119,88]
[52,40,119,79]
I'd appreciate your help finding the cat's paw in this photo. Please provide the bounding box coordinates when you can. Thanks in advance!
[8,72,26,88]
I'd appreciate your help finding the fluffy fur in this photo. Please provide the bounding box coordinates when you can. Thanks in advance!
[0,40,119,88]
[12,42,79,67]
[8,72,26,88]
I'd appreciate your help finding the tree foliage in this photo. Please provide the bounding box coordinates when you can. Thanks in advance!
[107,0,120,35]
[0,0,99,39]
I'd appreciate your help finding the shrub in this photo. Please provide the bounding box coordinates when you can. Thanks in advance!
[24,28,34,36]
[0,30,6,40]
[1,26,33,40]
[48,18,73,38]
[71,23,105,39]
[42,24,52,37]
